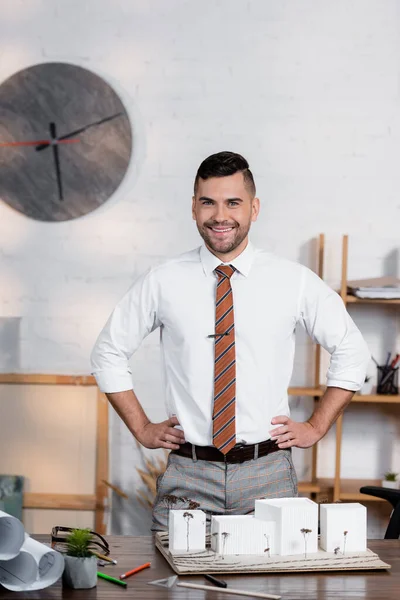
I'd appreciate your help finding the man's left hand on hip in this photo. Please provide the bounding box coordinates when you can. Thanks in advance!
[269,416,322,449]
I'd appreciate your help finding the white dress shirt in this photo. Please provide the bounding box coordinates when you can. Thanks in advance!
[91,241,370,445]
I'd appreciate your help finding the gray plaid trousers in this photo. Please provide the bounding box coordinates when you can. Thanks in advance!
[151,448,298,531]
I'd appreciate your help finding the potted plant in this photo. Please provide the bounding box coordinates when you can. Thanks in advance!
[381,472,398,489]
[62,528,97,589]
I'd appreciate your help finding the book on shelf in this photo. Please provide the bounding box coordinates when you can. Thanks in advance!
[347,276,400,299]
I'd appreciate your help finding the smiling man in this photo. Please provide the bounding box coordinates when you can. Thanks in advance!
[91,151,370,531]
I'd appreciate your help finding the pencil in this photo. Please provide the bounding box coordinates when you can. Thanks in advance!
[97,572,127,587]
[92,551,117,564]
[120,561,151,579]
[178,581,281,599]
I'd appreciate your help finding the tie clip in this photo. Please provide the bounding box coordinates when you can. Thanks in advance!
[207,332,230,338]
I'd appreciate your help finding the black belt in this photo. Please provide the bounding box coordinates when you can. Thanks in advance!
[172,439,280,464]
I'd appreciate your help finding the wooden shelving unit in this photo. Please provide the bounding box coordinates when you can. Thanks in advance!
[287,234,399,502]
[0,374,109,534]
[333,234,400,502]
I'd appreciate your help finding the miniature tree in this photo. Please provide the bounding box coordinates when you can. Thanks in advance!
[263,534,271,557]
[221,531,230,557]
[300,528,312,559]
[183,512,194,552]
[180,496,200,510]
[161,494,200,531]
[162,494,201,510]
[334,546,340,556]
[161,494,179,511]
[343,530,348,555]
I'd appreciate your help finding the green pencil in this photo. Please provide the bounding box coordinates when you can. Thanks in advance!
[97,571,127,587]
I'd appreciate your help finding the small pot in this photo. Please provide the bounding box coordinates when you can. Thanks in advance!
[62,555,97,589]
[381,480,398,489]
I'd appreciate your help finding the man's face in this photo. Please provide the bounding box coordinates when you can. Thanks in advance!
[192,172,259,257]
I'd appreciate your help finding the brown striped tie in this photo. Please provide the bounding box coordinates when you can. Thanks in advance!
[212,264,236,454]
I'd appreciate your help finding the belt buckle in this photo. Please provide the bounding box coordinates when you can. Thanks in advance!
[229,442,246,464]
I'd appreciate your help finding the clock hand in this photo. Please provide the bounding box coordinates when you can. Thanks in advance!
[50,122,63,201]
[35,112,124,151]
[0,139,79,147]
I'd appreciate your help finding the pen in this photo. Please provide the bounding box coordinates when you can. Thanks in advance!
[205,573,228,588]
[97,572,127,587]
[390,353,400,368]
[92,551,117,565]
[120,561,151,579]
[385,351,391,367]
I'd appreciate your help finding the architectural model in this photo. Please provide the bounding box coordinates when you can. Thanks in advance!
[210,515,275,555]
[320,503,367,553]
[168,497,368,561]
[255,498,318,556]
[169,509,206,552]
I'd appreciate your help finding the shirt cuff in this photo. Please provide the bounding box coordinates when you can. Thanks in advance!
[92,370,133,393]
[326,379,361,392]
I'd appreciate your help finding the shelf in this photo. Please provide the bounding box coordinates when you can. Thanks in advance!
[352,392,400,404]
[337,479,387,502]
[288,386,323,397]
[298,482,321,494]
[345,295,400,305]
[316,478,387,502]
[0,373,97,385]
[298,480,333,495]
[288,387,400,403]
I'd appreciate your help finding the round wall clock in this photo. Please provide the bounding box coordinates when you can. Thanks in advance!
[0,62,132,221]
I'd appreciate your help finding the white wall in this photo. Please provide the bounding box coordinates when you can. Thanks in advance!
[1,0,399,536]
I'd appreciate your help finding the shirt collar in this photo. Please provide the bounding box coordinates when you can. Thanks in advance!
[200,240,256,278]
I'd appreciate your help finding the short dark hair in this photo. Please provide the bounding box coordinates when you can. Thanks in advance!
[194,151,256,197]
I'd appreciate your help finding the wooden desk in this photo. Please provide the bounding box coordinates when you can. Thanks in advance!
[0,536,399,599]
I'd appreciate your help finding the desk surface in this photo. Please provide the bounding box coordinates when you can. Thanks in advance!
[0,536,399,600]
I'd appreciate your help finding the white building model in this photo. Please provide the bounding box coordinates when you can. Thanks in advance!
[255,498,318,556]
[168,499,368,558]
[320,503,367,553]
[211,515,275,555]
[169,509,206,552]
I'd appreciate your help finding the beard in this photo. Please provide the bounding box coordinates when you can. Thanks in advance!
[197,219,251,256]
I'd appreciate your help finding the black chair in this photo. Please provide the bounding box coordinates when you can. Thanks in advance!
[360,486,400,539]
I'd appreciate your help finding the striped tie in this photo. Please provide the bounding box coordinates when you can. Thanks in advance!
[212,264,236,455]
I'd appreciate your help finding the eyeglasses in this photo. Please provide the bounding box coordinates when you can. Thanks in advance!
[50,526,110,555]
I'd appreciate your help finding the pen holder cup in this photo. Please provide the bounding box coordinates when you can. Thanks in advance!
[377,366,399,395]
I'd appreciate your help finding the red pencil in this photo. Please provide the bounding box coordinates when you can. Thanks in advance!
[120,562,151,580]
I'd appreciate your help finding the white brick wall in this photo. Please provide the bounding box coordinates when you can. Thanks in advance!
[0,0,399,535]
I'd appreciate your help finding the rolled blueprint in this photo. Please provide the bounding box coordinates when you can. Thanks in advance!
[0,512,64,592]
[0,510,25,561]
[0,549,37,589]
